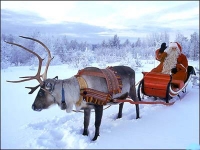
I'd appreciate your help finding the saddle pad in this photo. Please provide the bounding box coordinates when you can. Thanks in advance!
[76,67,122,105]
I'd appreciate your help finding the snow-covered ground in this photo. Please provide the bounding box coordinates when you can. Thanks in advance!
[1,60,199,149]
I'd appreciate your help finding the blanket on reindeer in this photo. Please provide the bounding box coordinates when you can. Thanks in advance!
[75,67,122,105]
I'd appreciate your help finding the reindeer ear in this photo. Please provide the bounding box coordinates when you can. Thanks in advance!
[54,76,58,80]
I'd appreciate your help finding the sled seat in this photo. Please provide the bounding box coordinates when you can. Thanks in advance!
[142,72,171,98]
[171,79,184,89]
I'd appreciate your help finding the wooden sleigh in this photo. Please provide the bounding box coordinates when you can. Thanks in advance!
[137,66,196,104]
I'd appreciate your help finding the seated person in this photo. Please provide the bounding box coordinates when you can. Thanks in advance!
[151,42,188,83]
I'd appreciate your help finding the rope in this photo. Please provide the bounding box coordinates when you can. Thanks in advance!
[135,71,151,87]
[72,105,112,113]
[114,99,175,106]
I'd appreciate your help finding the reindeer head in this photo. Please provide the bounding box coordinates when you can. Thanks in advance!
[5,36,57,111]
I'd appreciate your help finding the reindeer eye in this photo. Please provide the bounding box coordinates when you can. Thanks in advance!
[45,82,52,90]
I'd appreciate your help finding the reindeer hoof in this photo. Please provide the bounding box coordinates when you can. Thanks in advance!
[92,134,99,141]
[61,102,66,110]
[83,129,88,136]
[117,114,122,118]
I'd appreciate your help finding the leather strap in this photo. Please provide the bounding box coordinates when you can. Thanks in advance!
[76,76,88,106]
[75,67,122,105]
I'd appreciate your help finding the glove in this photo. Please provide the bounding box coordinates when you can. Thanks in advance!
[159,47,166,53]
[159,49,164,53]
[171,68,177,74]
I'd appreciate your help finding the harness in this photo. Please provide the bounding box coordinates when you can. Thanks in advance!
[76,76,88,106]
[60,81,67,110]
[41,67,123,108]
[41,77,64,108]
[75,67,123,105]
[41,76,57,103]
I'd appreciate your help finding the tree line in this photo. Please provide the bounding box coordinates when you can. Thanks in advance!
[1,31,199,69]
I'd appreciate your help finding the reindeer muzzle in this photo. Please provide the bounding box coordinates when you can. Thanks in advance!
[32,104,42,111]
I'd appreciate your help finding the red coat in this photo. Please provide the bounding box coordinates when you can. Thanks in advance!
[172,54,188,82]
[177,53,188,69]
[155,49,167,62]
[151,49,167,73]
[151,50,188,82]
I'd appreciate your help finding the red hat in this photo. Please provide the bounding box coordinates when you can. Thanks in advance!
[169,42,182,52]
[175,42,182,52]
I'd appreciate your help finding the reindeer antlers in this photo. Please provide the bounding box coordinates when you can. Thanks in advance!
[5,36,54,94]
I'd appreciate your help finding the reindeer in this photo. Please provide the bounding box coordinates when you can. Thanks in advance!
[5,36,140,141]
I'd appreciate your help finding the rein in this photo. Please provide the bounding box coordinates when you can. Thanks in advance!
[40,78,62,105]
[113,99,175,106]
[135,71,151,87]
[40,87,57,104]
[72,105,112,113]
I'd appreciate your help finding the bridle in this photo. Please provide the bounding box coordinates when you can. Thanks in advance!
[40,76,59,104]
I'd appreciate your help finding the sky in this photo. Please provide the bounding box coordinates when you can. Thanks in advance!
[1,59,199,149]
[1,1,199,41]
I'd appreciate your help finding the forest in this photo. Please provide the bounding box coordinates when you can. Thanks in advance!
[1,31,199,69]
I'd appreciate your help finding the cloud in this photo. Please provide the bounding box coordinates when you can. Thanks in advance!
[1,1,77,24]
[1,1,199,42]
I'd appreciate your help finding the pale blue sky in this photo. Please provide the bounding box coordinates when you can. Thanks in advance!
[1,1,199,41]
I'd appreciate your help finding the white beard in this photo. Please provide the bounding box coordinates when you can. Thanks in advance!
[162,48,180,74]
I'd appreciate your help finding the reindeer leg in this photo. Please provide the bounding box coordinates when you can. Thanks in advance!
[117,102,124,118]
[83,108,91,136]
[130,85,140,119]
[92,105,103,141]
[115,92,128,119]
[135,104,140,119]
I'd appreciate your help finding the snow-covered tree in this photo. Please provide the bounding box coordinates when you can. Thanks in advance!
[135,38,142,47]
[1,30,198,69]
[189,32,199,61]
[122,39,131,47]
[109,34,120,49]
[175,32,190,57]
[1,35,11,69]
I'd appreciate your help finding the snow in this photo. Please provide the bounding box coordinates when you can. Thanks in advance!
[1,60,199,149]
